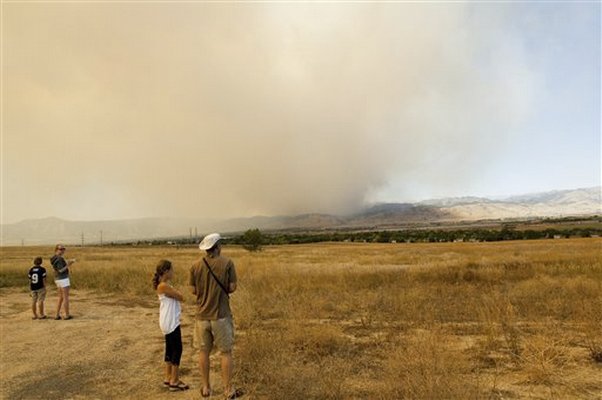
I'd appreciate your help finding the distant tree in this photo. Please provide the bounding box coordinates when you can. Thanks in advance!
[375,231,391,243]
[242,228,263,252]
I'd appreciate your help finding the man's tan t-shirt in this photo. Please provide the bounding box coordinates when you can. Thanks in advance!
[189,255,237,320]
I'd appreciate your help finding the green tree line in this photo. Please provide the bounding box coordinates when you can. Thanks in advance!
[226,227,601,246]
[105,226,601,247]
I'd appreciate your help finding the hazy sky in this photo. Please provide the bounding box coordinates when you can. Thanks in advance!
[2,1,600,224]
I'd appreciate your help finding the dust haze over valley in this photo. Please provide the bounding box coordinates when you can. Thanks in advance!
[3,3,599,225]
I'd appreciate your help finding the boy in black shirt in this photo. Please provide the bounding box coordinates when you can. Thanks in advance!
[28,257,47,319]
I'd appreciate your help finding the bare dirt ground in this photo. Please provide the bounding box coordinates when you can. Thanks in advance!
[0,288,227,400]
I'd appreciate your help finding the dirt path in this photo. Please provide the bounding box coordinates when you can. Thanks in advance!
[0,288,227,400]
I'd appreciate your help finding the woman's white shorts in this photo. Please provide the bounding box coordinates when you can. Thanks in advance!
[55,278,71,288]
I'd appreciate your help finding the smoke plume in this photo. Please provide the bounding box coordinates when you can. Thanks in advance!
[3,3,539,222]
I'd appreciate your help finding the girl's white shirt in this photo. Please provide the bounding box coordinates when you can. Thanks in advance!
[158,286,181,335]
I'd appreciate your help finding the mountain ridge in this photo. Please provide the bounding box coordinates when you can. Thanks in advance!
[2,186,599,245]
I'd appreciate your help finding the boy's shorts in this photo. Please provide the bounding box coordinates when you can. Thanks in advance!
[31,288,46,302]
[193,317,234,353]
[55,278,70,288]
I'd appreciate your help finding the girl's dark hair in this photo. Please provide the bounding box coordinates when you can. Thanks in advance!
[33,257,43,265]
[152,259,172,290]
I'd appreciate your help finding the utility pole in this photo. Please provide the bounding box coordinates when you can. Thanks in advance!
[21,239,24,247]
[81,232,85,247]
[100,230,103,247]
[195,227,198,238]
[189,227,192,240]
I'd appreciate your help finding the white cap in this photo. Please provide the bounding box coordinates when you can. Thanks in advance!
[199,233,222,251]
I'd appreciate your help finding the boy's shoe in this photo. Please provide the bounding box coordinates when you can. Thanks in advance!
[54,315,62,320]
[39,315,48,319]
[64,315,73,320]
[32,316,38,320]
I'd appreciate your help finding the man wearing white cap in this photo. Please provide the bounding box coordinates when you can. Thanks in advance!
[189,233,242,399]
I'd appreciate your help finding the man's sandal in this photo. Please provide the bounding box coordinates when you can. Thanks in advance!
[225,388,244,399]
[162,381,170,388]
[169,381,190,391]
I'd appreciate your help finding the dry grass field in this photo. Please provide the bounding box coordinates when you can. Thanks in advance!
[1,238,601,399]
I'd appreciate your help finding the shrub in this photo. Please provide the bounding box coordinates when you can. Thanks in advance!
[242,228,263,252]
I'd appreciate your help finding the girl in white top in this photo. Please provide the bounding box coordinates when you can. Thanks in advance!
[153,260,189,392]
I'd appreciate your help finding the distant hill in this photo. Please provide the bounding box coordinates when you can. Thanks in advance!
[1,187,599,245]
[439,187,600,221]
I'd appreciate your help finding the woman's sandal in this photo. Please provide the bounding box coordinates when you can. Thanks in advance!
[169,381,190,391]
[162,380,170,388]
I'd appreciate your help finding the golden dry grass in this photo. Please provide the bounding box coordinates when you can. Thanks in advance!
[1,238,601,399]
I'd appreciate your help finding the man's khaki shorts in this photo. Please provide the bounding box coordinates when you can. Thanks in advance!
[193,317,234,353]
[31,288,46,303]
